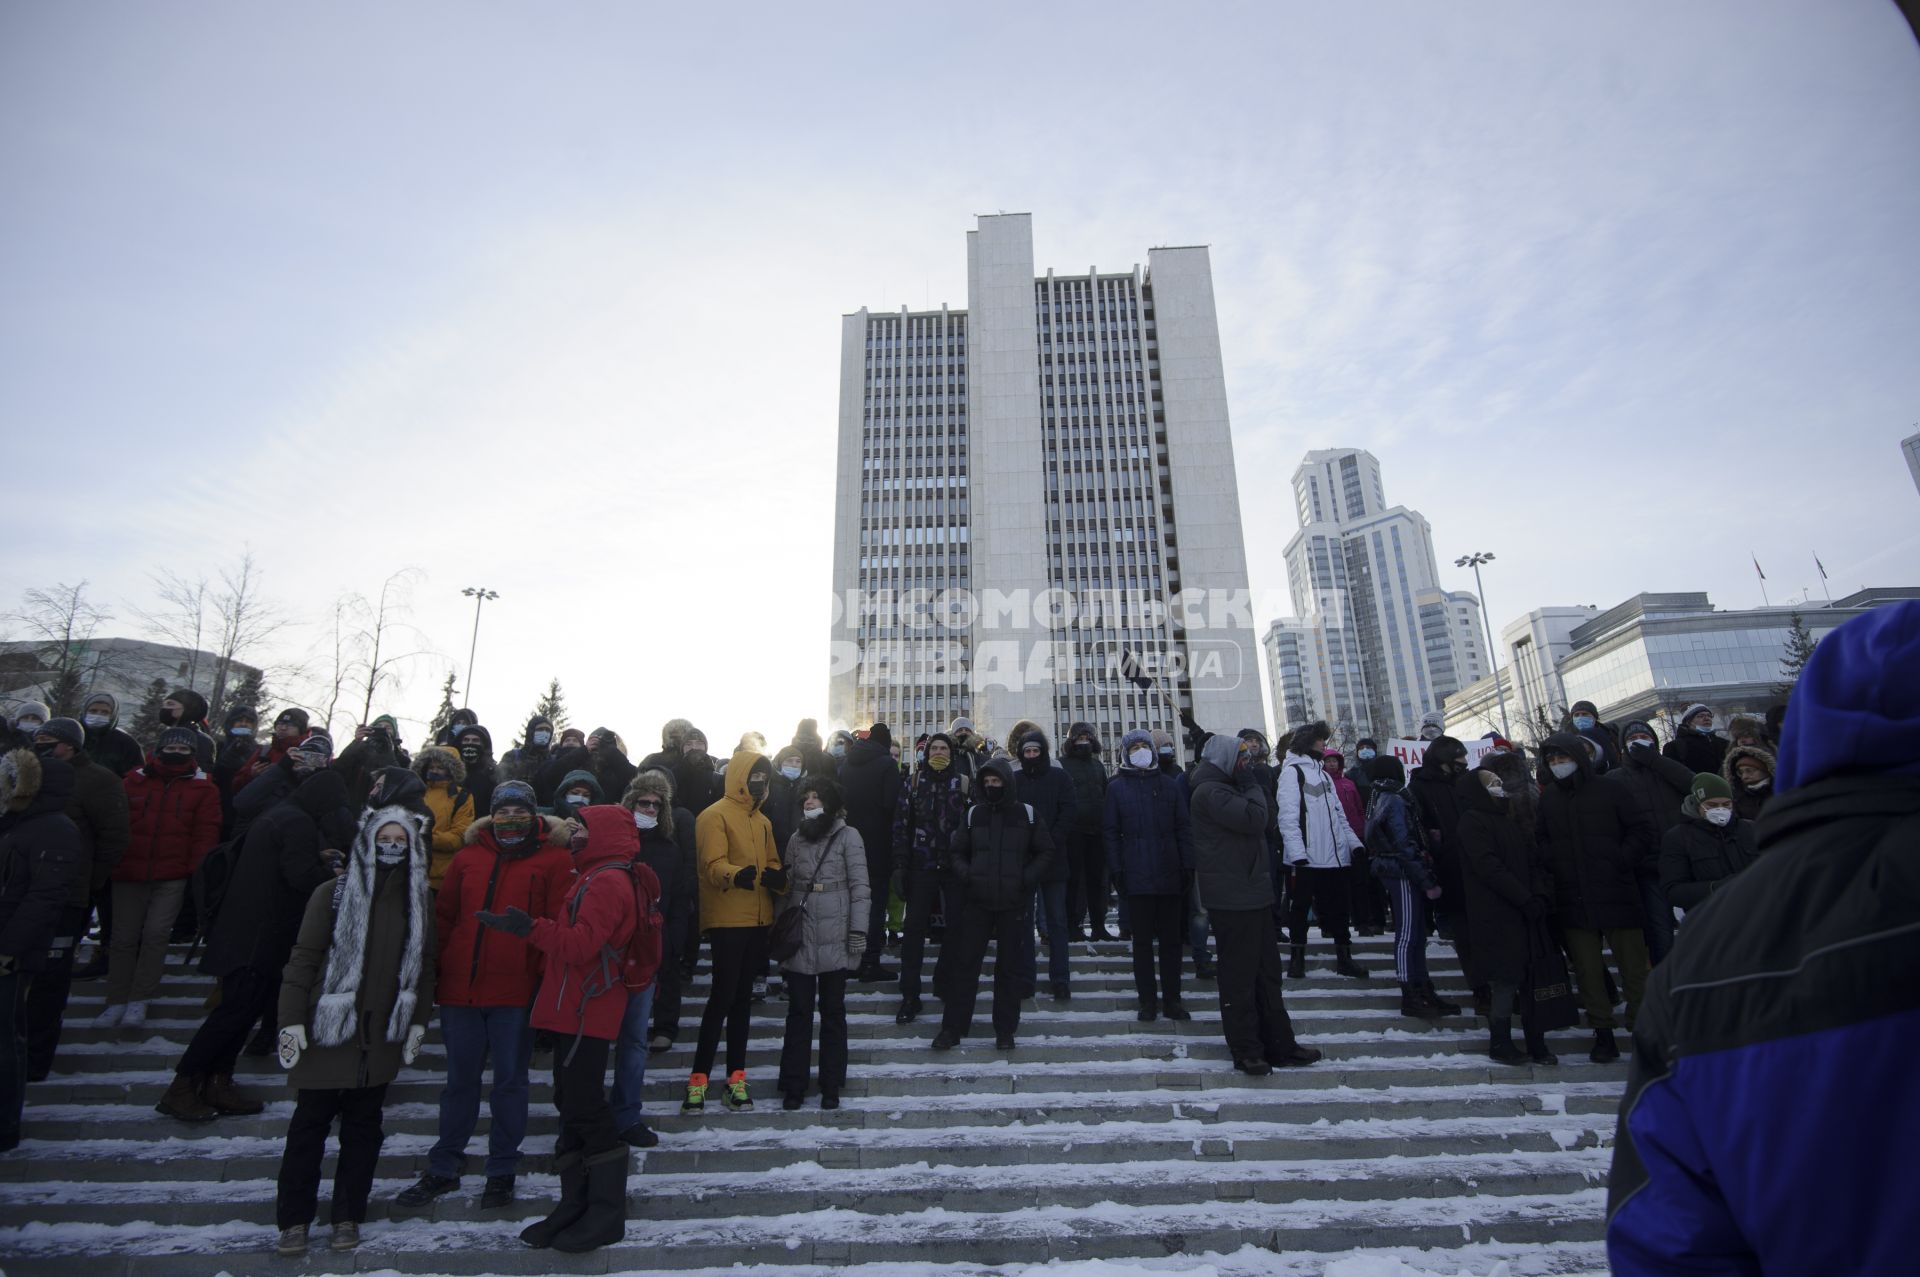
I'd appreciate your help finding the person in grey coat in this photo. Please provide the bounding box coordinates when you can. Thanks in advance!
[774,777,870,1110]
[1189,733,1320,1076]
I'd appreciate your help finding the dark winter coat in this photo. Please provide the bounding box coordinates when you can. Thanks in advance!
[1662,727,1728,778]
[1102,766,1192,896]
[838,737,904,866]
[1013,731,1078,885]
[1605,724,1695,843]
[622,768,694,957]
[949,758,1056,913]
[895,762,969,874]
[231,756,301,839]
[335,732,404,807]
[1659,805,1760,913]
[1535,732,1658,931]
[65,750,130,903]
[1406,762,1470,912]
[1361,784,1433,889]
[1188,734,1275,913]
[434,820,574,1008]
[1456,781,1551,987]
[0,755,88,973]
[775,815,871,976]
[453,726,498,814]
[201,769,353,978]
[118,765,223,883]
[1059,723,1109,839]
[527,805,638,1042]
[79,694,144,778]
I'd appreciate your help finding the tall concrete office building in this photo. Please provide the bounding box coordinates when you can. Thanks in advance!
[1262,448,1486,741]
[829,214,1264,754]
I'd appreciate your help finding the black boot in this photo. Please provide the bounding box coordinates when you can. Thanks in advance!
[519,1149,589,1248]
[1286,944,1307,980]
[1487,1017,1527,1065]
[1135,998,1157,1023]
[1399,982,1445,1021]
[1333,942,1371,979]
[1589,1028,1620,1063]
[1523,1016,1558,1066]
[1421,981,1462,1015]
[551,1148,628,1253]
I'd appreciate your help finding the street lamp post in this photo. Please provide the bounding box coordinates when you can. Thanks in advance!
[1454,552,1511,740]
[460,587,499,708]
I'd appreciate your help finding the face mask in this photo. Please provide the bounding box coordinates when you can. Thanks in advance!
[1420,727,1439,742]
[1129,748,1153,768]
[1358,748,1376,760]
[460,744,481,762]
[1704,807,1734,827]
[1483,784,1506,799]
[230,725,254,738]
[159,709,181,726]
[32,741,57,759]
[830,744,847,759]
[374,838,408,865]
[1627,738,1654,752]
[156,752,195,773]
[1158,745,1175,758]
[84,713,110,729]
[915,750,926,764]
[1573,716,1595,731]
[1694,723,1715,735]
[17,720,42,735]
[780,764,801,780]
[493,813,534,845]
[634,811,658,831]
[1548,761,1577,780]
[425,769,451,783]
[532,731,551,747]
[802,805,824,819]
[928,755,950,772]
[746,778,769,799]
[1744,780,1768,792]
[982,783,1005,804]
[564,793,590,807]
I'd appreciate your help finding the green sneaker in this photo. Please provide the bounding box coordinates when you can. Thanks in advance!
[682,1073,708,1114]
[723,1069,753,1111]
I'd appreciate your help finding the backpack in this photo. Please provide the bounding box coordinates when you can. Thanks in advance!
[567,858,664,995]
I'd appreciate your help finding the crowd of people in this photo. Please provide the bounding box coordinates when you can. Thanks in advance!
[0,592,1903,1275]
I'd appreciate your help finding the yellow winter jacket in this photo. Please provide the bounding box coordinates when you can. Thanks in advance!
[413,746,477,889]
[695,749,781,930]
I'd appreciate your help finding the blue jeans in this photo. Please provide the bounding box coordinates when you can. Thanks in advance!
[1023,882,1071,990]
[610,983,656,1132]
[427,1004,532,1179]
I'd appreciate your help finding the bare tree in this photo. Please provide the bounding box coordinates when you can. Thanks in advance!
[205,552,289,723]
[134,572,210,691]
[315,596,357,739]
[354,568,434,723]
[8,581,119,715]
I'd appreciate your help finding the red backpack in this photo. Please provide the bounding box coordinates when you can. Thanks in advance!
[567,858,664,994]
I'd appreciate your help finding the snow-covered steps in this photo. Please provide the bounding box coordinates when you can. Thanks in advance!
[0,935,1625,1274]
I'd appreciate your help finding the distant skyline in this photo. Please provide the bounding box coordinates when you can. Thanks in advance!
[4,1,1917,748]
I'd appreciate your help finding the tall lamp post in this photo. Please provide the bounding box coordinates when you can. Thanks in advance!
[1454,553,1510,740]
[460,587,499,708]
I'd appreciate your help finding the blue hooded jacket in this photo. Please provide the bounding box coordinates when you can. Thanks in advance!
[1607,602,1920,1276]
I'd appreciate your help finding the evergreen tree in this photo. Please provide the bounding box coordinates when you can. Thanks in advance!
[525,677,569,741]
[127,677,171,748]
[1775,611,1818,699]
[229,666,268,717]
[426,671,459,744]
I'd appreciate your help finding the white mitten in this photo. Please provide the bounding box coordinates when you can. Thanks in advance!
[277,1025,307,1070]
[403,1024,426,1066]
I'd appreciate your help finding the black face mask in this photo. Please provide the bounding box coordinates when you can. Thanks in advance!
[1069,741,1092,758]
[1020,754,1045,775]
[459,744,481,763]
[981,783,1006,805]
[32,742,58,759]
[160,708,181,726]
[746,777,769,800]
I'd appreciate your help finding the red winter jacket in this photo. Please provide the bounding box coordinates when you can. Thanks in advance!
[434,820,575,1009]
[529,804,637,1041]
[116,767,223,883]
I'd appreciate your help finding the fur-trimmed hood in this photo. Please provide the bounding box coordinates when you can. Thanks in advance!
[462,812,573,850]
[312,803,431,1050]
[621,769,678,841]
[659,717,696,752]
[1722,743,1776,786]
[1065,721,1102,754]
[1,748,44,812]
[411,744,467,787]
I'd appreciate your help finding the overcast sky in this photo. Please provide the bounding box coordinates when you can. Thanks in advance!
[4,1,1916,750]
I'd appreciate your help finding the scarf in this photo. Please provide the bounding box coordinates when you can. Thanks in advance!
[312,803,431,1049]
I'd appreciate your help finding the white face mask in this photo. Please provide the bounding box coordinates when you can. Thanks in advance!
[1483,784,1506,799]
[1549,761,1578,781]
[532,731,551,747]
[1128,748,1153,769]
[633,811,658,831]
[84,713,110,729]
[1627,738,1654,752]
[803,805,824,819]
[1704,807,1734,827]
[780,765,801,780]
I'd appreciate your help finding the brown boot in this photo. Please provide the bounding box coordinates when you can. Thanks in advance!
[202,1073,265,1116]
[155,1074,218,1123]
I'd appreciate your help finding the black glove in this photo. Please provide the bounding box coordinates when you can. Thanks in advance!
[732,865,758,890]
[1522,896,1549,923]
[760,865,789,891]
[476,906,534,937]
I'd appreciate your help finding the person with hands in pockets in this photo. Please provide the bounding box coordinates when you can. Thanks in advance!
[271,804,435,1259]
[774,776,870,1111]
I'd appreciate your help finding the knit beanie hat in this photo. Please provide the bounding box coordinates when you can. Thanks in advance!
[289,734,334,766]
[156,727,198,754]
[490,780,537,814]
[38,718,85,750]
[1690,773,1731,803]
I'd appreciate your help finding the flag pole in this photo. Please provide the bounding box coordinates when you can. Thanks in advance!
[1814,552,1832,603]
[1753,554,1770,607]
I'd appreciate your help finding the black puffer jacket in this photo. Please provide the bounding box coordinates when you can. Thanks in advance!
[1012,730,1077,885]
[1659,804,1760,913]
[839,737,904,868]
[948,759,1055,913]
[1605,722,1695,844]
[200,769,353,977]
[1663,727,1729,778]
[1059,722,1108,839]
[1536,732,1659,930]
[1407,757,1469,913]
[0,755,88,973]
[1189,734,1274,912]
[1456,777,1550,987]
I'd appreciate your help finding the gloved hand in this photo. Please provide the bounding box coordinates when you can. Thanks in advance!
[848,931,867,959]
[732,865,758,890]
[760,865,789,892]
[278,1025,307,1070]
[403,1024,426,1066]
[1522,896,1550,922]
[476,906,534,937]
[1424,885,1443,901]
